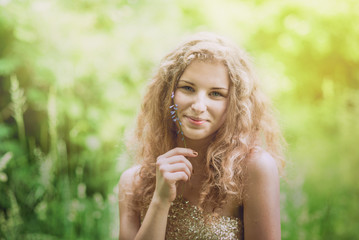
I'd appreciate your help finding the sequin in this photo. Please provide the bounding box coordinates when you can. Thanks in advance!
[141,196,243,240]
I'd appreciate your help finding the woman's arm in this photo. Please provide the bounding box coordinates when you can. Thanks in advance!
[133,194,171,240]
[118,166,141,240]
[243,150,281,240]
[119,148,196,240]
[118,167,174,240]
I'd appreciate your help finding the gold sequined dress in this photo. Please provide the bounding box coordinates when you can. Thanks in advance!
[141,196,243,240]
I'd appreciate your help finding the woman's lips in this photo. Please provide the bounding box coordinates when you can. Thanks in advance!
[186,116,206,125]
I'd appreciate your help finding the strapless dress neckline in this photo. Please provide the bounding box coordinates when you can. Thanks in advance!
[141,195,243,240]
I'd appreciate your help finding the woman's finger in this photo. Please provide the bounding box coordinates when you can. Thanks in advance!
[157,155,193,173]
[158,163,191,179]
[159,147,198,159]
[163,171,189,183]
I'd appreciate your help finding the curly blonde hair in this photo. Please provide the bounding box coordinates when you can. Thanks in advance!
[129,32,285,213]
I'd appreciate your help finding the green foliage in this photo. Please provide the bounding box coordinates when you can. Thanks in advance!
[0,0,358,239]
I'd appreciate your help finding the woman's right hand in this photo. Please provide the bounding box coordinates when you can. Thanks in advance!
[154,147,197,203]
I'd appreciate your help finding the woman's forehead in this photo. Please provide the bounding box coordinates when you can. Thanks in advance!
[180,60,230,89]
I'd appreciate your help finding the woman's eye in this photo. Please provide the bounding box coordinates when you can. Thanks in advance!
[210,91,223,97]
[181,86,194,92]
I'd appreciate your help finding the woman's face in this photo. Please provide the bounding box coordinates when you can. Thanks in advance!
[174,60,230,141]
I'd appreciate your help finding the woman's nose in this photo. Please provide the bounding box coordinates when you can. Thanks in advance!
[191,94,207,113]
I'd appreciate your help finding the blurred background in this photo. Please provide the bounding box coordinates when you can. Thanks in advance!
[1,0,358,239]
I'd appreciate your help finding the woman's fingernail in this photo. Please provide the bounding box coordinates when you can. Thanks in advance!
[193,151,198,156]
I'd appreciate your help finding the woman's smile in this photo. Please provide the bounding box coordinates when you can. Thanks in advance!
[185,115,207,126]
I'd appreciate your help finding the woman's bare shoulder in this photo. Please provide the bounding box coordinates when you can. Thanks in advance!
[245,147,279,182]
[118,165,141,194]
[242,148,281,239]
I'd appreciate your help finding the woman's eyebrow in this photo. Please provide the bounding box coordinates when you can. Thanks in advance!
[212,87,228,90]
[178,80,195,85]
[179,80,228,90]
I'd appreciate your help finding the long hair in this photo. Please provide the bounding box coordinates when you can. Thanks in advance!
[128,32,286,213]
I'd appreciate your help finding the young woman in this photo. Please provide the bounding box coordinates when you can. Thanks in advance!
[118,32,286,240]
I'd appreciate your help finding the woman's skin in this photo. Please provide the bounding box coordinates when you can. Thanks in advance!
[118,61,281,240]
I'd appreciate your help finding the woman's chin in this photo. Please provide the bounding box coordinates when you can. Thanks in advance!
[182,131,213,142]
